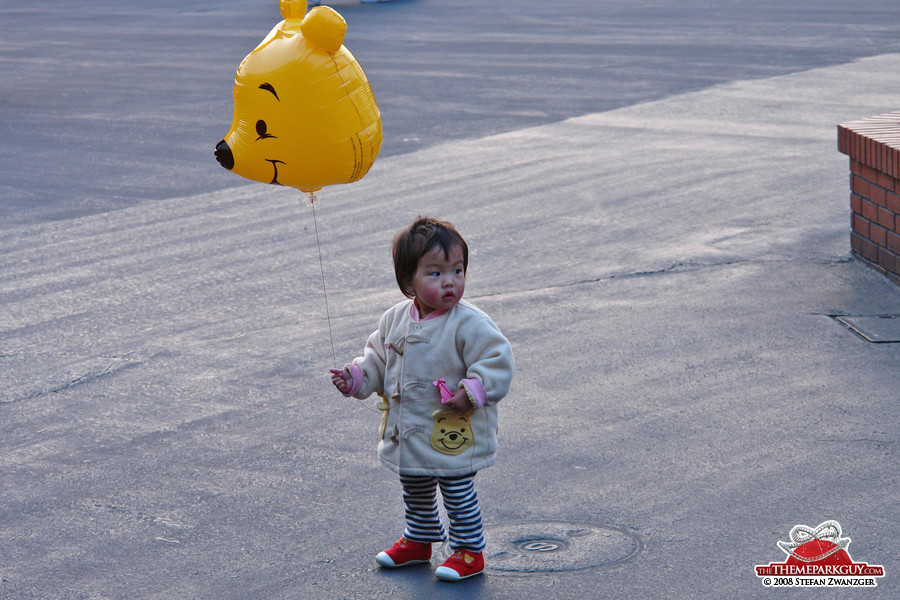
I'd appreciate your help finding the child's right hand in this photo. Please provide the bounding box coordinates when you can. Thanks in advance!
[330,368,352,394]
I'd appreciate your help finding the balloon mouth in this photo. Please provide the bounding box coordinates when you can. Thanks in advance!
[214,140,234,170]
[266,159,286,185]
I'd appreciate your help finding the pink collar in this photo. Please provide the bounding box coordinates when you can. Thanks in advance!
[411,298,448,322]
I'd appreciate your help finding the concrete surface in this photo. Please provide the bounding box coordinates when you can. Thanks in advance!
[2,1,899,599]
[4,0,900,226]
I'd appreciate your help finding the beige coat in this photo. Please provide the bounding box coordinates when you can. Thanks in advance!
[351,299,514,476]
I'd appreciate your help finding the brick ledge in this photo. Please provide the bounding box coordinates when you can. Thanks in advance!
[838,111,900,284]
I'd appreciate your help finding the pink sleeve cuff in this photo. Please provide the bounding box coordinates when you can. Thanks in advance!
[343,363,364,397]
[460,378,488,409]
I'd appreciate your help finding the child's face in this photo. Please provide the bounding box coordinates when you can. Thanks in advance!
[411,244,466,318]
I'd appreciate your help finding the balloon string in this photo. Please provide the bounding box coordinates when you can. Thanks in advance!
[307,192,379,415]
[309,193,337,369]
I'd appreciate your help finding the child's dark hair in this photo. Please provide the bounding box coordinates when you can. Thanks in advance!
[393,217,468,298]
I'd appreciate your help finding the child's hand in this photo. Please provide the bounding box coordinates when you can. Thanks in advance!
[444,387,473,413]
[330,368,352,394]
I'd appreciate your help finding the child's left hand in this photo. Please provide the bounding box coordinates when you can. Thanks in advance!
[443,387,473,413]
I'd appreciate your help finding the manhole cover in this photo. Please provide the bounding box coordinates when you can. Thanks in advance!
[475,521,642,574]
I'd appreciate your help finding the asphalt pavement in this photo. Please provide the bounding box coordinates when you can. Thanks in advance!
[2,1,899,599]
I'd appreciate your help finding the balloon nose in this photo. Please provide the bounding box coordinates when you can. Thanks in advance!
[214,140,234,170]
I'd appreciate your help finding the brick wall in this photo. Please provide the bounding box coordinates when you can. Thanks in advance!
[837,111,900,284]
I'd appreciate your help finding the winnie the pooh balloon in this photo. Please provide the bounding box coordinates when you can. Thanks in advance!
[215,0,382,194]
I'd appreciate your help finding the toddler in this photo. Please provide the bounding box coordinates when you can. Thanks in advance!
[330,216,514,581]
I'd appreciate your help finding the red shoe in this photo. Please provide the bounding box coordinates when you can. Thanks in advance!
[435,549,484,581]
[375,537,432,568]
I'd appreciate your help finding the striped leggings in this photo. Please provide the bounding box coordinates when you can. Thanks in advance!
[399,473,485,552]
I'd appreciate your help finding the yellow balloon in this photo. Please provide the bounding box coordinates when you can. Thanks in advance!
[215,0,382,193]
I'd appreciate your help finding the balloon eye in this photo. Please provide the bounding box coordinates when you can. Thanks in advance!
[256,120,275,140]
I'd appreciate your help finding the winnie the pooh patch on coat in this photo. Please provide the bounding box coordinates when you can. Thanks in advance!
[431,410,475,455]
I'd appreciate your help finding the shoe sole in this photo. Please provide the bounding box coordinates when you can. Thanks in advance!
[435,565,484,581]
[375,552,431,568]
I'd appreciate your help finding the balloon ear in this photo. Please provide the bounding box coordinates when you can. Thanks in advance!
[279,0,308,20]
[301,6,347,53]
